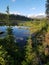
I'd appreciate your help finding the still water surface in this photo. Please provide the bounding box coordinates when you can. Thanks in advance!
[0,26,30,47]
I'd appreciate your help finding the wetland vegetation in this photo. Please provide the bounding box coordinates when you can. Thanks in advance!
[0,0,49,65]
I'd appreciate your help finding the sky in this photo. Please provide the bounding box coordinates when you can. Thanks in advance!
[0,0,46,16]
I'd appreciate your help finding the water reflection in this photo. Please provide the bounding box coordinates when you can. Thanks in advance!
[0,26,30,46]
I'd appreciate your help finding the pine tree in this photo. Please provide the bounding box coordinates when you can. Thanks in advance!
[22,37,39,65]
[6,6,10,26]
[46,0,49,19]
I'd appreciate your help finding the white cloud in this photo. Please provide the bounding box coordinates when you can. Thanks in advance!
[10,11,46,18]
[11,0,16,2]
[37,13,45,16]
[10,11,27,16]
[27,13,46,18]
[27,14,36,18]
[10,11,21,15]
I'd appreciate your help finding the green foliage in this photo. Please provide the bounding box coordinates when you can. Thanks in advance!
[45,62,49,65]
[46,0,49,18]
[25,38,33,64]
[6,6,9,14]
[0,27,18,65]
[22,37,39,65]
[0,19,49,65]
[7,27,13,35]
[0,45,7,65]
[6,6,10,26]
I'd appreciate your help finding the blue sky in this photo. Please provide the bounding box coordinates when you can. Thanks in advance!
[0,0,46,16]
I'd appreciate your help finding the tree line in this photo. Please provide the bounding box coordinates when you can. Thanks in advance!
[0,13,33,21]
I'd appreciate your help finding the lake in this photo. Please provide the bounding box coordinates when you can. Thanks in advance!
[0,26,30,47]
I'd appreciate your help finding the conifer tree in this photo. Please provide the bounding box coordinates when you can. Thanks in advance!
[6,6,10,25]
[46,0,49,19]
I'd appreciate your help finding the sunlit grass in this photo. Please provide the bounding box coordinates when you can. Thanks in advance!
[19,19,48,34]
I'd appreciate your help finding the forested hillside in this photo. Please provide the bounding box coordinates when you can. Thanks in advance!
[0,13,33,21]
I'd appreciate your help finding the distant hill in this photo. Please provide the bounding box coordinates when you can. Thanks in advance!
[28,15,46,19]
[0,13,33,21]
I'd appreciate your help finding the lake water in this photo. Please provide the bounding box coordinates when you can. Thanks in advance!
[0,26,30,47]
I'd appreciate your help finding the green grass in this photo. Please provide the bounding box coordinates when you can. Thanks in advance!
[19,19,48,34]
